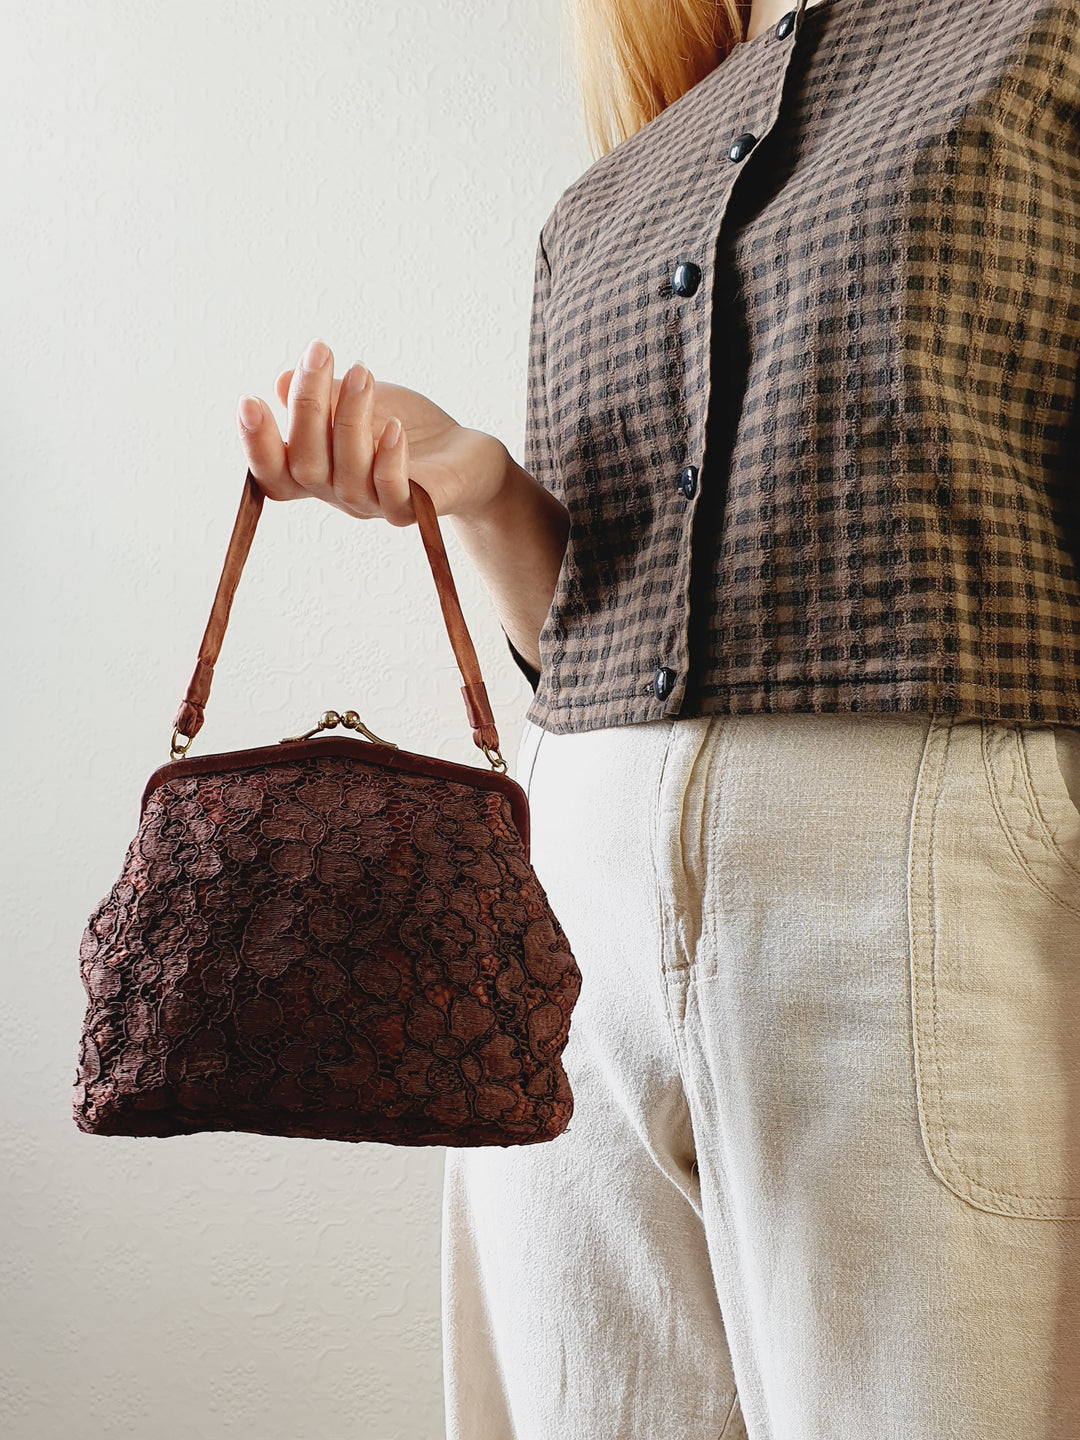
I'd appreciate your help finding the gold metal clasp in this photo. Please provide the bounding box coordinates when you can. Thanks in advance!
[481,741,508,774]
[171,728,194,761]
[280,709,397,749]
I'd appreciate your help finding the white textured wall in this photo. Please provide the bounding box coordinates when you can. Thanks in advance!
[0,3,584,1436]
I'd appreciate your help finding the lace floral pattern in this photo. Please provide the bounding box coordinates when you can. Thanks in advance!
[74,755,581,1147]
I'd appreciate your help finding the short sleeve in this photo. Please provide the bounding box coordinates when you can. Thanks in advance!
[504,630,541,692]
[505,220,558,698]
[523,221,559,503]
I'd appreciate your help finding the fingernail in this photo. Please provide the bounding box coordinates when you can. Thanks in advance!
[382,417,402,446]
[302,339,329,370]
[340,364,369,400]
[237,395,262,429]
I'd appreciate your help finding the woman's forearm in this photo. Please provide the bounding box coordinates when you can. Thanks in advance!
[448,437,569,675]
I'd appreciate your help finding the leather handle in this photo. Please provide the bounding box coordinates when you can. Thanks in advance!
[173,469,500,758]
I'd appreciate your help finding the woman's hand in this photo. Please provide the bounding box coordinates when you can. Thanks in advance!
[236,338,510,525]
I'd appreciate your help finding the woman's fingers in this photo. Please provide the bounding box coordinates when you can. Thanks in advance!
[253,343,413,520]
[275,368,344,412]
[236,394,305,500]
[331,365,379,513]
[284,339,335,495]
[372,415,416,526]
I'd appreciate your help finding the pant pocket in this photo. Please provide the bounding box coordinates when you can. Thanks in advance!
[907,714,1080,1218]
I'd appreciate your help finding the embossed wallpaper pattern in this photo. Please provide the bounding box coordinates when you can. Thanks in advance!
[0,2,584,1435]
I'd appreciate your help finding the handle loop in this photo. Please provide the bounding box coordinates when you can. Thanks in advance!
[171,470,502,762]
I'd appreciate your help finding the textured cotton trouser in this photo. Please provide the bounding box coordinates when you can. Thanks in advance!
[441,711,1080,1439]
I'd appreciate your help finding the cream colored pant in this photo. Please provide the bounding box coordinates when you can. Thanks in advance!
[441,712,1080,1439]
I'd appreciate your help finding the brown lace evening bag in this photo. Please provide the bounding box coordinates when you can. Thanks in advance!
[73,470,581,1147]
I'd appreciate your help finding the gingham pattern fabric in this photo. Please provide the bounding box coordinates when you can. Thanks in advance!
[511,0,1080,734]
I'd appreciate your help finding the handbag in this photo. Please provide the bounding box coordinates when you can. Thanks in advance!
[73,469,581,1147]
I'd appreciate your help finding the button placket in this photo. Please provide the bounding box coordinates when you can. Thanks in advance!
[658,15,805,725]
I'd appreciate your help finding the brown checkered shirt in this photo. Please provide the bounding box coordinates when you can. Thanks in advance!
[508,0,1080,733]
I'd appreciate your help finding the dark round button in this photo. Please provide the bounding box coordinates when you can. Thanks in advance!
[729,132,758,163]
[671,261,702,298]
[776,9,797,38]
[653,667,676,701]
[677,465,699,499]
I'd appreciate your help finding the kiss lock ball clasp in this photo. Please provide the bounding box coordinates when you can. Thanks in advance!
[280,709,398,748]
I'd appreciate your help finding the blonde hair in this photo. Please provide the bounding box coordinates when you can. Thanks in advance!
[569,0,748,158]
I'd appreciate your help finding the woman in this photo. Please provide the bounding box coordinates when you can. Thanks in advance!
[236,0,1080,1433]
